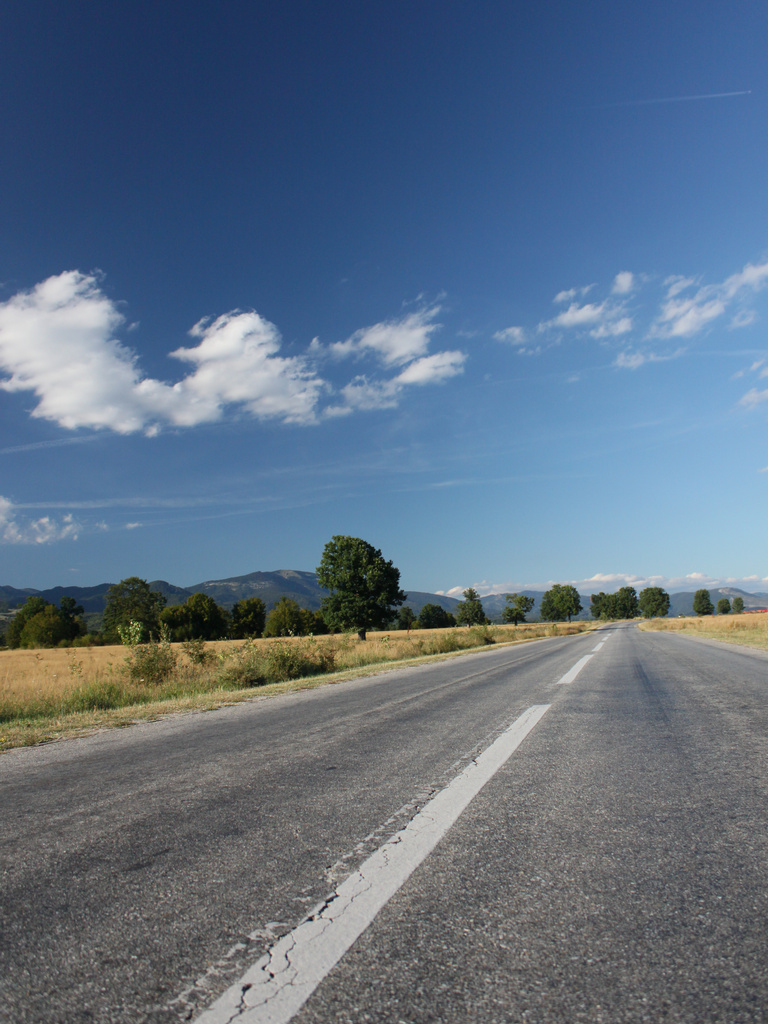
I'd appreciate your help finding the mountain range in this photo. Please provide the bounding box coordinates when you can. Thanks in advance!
[1,571,766,623]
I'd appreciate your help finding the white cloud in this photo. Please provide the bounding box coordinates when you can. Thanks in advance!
[654,295,725,337]
[653,259,768,339]
[170,311,323,426]
[324,350,466,417]
[592,316,633,338]
[614,347,685,370]
[394,350,466,385]
[330,306,441,365]
[0,274,467,435]
[663,275,696,298]
[554,284,594,304]
[0,495,82,544]
[612,271,635,295]
[548,301,607,328]
[539,294,633,341]
[739,387,768,408]
[493,326,526,345]
[730,309,757,329]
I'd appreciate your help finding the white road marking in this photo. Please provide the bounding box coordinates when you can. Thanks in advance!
[194,704,552,1024]
[556,654,593,685]
[592,641,605,651]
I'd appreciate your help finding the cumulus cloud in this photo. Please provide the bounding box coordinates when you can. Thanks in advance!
[493,326,526,345]
[0,495,82,544]
[554,284,594,304]
[653,260,768,338]
[612,271,635,295]
[538,294,633,340]
[520,256,768,371]
[394,350,466,385]
[546,301,607,329]
[0,274,466,434]
[329,305,441,365]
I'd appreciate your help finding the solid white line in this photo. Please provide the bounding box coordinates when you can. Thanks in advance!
[556,654,593,685]
[194,704,552,1024]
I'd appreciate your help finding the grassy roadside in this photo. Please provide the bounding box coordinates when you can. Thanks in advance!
[638,612,768,652]
[0,621,594,751]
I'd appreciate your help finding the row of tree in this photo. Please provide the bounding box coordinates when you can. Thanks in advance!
[691,589,744,616]
[590,586,669,620]
[3,534,748,650]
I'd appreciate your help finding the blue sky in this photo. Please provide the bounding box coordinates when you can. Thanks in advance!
[1,1,767,597]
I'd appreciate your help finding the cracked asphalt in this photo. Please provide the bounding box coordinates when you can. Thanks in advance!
[3,625,768,1023]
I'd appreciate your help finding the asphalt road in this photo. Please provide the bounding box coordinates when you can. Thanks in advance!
[2,624,768,1023]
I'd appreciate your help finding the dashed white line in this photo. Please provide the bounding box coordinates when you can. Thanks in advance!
[556,654,593,685]
[194,704,551,1024]
[592,641,605,651]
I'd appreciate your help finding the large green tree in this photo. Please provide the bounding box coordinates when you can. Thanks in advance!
[160,592,229,641]
[316,536,406,640]
[418,603,456,629]
[264,597,307,637]
[540,584,582,622]
[614,586,639,619]
[396,606,417,630]
[716,597,732,615]
[102,577,166,642]
[502,593,535,625]
[638,586,670,619]
[692,588,714,616]
[5,594,86,649]
[732,596,745,614]
[229,597,267,639]
[455,588,488,626]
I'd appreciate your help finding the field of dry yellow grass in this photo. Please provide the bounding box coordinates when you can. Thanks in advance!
[0,620,593,750]
[639,612,768,651]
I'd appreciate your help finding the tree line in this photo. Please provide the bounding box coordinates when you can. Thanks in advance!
[1,534,747,650]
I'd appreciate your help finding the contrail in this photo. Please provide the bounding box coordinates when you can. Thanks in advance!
[598,90,751,108]
[0,435,100,455]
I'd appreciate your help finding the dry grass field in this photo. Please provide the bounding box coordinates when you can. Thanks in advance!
[0,620,592,750]
[639,612,768,651]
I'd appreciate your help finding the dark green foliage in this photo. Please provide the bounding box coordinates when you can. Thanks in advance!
[5,597,49,648]
[160,592,229,641]
[264,597,307,637]
[590,587,639,620]
[317,536,406,640]
[5,595,86,648]
[614,586,638,619]
[716,597,731,615]
[397,606,417,630]
[417,603,456,629]
[501,593,535,625]
[102,577,166,642]
[637,586,671,619]
[455,588,488,626]
[693,588,714,616]
[540,584,582,622]
[732,596,744,614]
[229,597,266,638]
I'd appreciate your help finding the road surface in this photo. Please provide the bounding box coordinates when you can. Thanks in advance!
[2,623,768,1023]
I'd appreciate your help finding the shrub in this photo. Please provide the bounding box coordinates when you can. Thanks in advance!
[120,621,177,685]
[181,638,213,665]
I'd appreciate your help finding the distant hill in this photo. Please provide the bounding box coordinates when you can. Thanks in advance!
[3,574,765,624]
[668,587,768,617]
[0,571,462,622]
